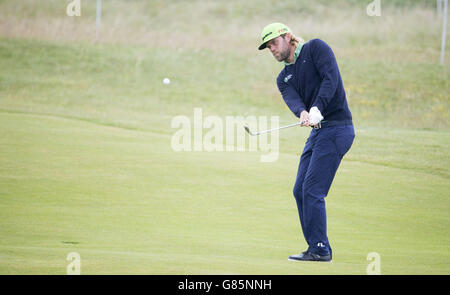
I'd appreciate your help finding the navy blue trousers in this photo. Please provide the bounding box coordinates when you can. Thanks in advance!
[293,124,355,255]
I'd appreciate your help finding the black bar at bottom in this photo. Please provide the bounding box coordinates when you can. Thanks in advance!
[0,275,445,293]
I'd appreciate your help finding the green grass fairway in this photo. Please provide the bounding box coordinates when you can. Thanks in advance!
[1,111,448,274]
[0,0,449,274]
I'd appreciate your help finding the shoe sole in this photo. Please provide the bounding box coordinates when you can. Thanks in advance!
[288,258,332,263]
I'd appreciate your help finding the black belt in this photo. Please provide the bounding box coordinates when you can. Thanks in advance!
[311,120,353,129]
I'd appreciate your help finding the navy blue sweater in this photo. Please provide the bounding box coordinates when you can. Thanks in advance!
[277,39,352,122]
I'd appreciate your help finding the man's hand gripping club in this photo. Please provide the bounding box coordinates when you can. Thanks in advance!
[300,107,324,127]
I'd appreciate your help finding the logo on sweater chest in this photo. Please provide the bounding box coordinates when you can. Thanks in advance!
[283,74,293,83]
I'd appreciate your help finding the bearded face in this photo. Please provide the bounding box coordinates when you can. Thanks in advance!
[266,35,291,62]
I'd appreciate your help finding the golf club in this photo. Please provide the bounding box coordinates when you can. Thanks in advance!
[244,121,306,136]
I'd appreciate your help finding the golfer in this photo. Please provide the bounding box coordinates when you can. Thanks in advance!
[258,23,355,261]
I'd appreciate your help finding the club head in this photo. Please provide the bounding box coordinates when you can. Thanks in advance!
[243,124,255,136]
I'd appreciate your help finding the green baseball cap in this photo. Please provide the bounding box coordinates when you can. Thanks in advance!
[258,22,291,50]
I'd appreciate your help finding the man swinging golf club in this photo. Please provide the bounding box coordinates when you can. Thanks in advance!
[258,23,355,262]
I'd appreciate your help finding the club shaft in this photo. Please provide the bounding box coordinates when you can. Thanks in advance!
[254,121,303,135]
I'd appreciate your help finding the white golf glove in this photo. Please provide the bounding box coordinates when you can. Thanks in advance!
[309,106,324,125]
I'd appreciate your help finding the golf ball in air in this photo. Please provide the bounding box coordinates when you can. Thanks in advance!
[163,78,170,85]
